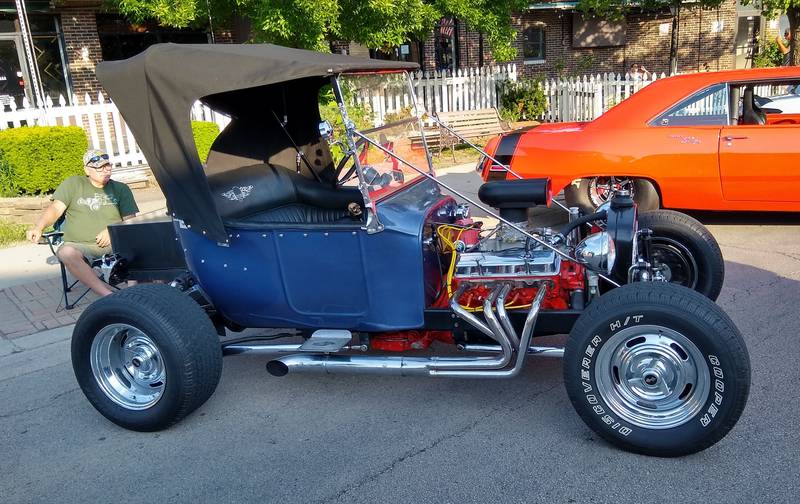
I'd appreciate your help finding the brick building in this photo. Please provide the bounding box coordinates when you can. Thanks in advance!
[0,0,789,109]
[334,1,786,78]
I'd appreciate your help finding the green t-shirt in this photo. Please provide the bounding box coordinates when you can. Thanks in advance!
[53,176,139,244]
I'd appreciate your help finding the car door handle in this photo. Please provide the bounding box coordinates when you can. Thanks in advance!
[723,136,748,141]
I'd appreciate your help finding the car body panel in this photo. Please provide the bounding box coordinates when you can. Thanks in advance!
[719,124,800,202]
[483,67,800,212]
[177,178,453,331]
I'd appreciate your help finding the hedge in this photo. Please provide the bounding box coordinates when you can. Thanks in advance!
[0,126,87,196]
[192,121,220,164]
[498,78,547,122]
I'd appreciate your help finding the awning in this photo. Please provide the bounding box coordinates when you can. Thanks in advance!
[527,1,579,10]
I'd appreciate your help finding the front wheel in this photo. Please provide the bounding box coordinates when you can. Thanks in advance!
[638,210,724,301]
[72,284,223,431]
[563,283,750,457]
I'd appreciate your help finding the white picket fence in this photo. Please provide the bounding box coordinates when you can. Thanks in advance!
[348,68,660,125]
[0,93,229,170]
[354,65,518,126]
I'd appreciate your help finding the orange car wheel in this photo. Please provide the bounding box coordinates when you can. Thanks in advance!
[566,177,659,213]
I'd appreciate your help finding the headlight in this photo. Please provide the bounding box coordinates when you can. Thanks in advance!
[575,232,616,274]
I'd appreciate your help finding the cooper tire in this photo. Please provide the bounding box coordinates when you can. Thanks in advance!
[638,210,724,301]
[72,284,222,431]
[563,283,750,457]
[565,178,659,213]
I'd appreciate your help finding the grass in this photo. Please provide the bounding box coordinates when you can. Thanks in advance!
[430,143,484,170]
[0,219,27,248]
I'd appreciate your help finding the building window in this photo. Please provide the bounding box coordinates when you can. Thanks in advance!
[435,17,458,71]
[96,14,209,61]
[523,25,545,61]
[0,13,70,106]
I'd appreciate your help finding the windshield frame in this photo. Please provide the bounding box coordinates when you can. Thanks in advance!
[332,71,436,232]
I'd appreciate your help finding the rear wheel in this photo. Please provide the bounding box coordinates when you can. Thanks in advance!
[563,283,750,457]
[638,210,724,301]
[566,177,659,213]
[72,284,222,431]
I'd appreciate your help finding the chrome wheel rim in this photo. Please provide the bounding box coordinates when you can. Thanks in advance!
[650,237,698,289]
[595,325,710,429]
[90,323,166,410]
[588,177,634,208]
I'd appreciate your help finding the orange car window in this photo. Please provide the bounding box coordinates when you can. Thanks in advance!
[652,83,729,127]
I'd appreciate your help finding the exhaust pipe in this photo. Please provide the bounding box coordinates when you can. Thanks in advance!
[459,345,564,358]
[266,285,547,379]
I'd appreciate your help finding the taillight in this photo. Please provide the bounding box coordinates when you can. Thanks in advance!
[487,165,507,181]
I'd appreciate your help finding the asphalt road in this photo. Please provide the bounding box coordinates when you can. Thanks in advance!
[2,183,799,502]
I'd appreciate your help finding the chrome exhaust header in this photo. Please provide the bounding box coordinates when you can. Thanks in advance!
[265,284,548,379]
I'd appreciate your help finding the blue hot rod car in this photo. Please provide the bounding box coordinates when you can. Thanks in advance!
[71,44,750,457]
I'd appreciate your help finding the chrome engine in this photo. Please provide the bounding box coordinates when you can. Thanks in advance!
[454,222,561,281]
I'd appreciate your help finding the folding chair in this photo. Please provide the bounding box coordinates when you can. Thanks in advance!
[41,215,126,310]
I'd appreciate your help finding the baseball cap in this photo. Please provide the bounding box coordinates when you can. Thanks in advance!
[83,149,111,169]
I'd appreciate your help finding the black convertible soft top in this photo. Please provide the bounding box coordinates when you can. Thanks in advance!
[97,43,418,243]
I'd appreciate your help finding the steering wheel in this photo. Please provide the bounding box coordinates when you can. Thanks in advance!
[334,139,405,188]
[335,148,360,187]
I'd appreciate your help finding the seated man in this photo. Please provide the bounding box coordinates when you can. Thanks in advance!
[26,149,139,297]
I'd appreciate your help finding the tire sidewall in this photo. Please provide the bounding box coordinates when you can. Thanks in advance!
[638,211,723,300]
[72,298,192,431]
[565,299,742,456]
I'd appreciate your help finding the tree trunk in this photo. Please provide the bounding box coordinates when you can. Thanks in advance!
[670,8,680,74]
[231,15,252,43]
[789,6,800,66]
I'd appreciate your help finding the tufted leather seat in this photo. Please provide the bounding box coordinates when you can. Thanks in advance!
[207,163,363,225]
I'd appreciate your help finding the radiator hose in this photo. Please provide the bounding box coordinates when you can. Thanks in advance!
[559,210,607,238]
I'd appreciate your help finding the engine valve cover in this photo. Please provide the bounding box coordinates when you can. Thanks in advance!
[454,249,559,279]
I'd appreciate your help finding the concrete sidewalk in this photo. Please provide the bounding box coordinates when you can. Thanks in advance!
[0,278,95,340]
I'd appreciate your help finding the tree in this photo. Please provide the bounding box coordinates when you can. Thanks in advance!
[745,0,800,66]
[576,0,726,75]
[111,0,529,61]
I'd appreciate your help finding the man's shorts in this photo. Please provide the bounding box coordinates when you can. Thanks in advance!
[60,241,112,263]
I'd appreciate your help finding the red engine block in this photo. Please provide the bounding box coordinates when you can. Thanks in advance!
[456,259,584,311]
[370,260,585,352]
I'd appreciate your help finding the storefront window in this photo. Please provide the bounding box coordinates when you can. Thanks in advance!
[0,11,70,105]
[33,31,68,100]
[97,14,209,61]
[0,37,25,106]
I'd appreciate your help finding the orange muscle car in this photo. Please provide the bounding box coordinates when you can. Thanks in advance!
[479,67,800,212]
